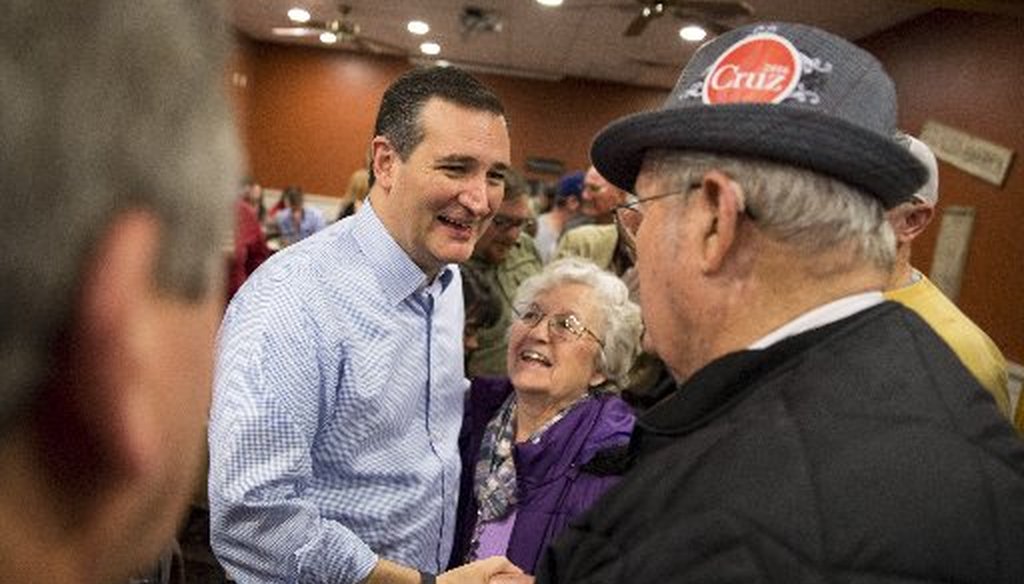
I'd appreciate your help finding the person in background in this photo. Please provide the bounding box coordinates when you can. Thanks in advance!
[242,177,268,222]
[228,178,272,299]
[0,0,240,582]
[1017,387,1024,431]
[337,168,371,221]
[276,185,326,246]
[464,172,544,378]
[534,171,583,263]
[562,166,628,235]
[462,267,502,366]
[884,134,1013,420]
[554,166,629,270]
[450,259,641,575]
[536,22,1024,584]
[209,66,522,584]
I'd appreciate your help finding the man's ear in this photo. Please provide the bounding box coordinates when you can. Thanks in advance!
[38,212,165,493]
[695,170,744,274]
[889,201,934,244]
[370,136,399,192]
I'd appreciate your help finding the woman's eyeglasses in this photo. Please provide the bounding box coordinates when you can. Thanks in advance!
[515,304,603,347]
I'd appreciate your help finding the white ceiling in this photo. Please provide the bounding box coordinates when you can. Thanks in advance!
[229,0,943,89]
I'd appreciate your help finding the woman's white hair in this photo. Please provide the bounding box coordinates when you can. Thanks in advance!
[513,258,643,388]
[643,150,896,274]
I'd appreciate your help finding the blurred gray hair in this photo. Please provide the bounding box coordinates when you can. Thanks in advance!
[513,258,643,387]
[0,0,241,426]
[643,151,896,274]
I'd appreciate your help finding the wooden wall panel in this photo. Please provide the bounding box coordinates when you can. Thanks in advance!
[863,10,1023,362]
[234,41,665,197]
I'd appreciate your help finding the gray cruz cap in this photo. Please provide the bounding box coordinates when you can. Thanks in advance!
[591,22,927,208]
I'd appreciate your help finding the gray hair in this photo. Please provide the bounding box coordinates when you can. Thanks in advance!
[0,0,240,426]
[513,258,642,387]
[643,151,896,274]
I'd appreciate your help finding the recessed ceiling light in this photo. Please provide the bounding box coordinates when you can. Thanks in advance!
[320,31,338,44]
[436,60,451,67]
[273,26,315,37]
[419,41,441,56]
[679,25,707,42]
[536,0,564,6]
[407,20,430,35]
[287,8,311,23]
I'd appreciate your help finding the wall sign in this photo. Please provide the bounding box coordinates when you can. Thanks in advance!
[919,119,1014,187]
[929,205,975,301]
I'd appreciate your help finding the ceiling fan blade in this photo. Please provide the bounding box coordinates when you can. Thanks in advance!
[671,8,733,34]
[351,34,407,56]
[271,26,322,37]
[700,18,731,36]
[671,0,754,19]
[627,56,682,69]
[624,11,657,36]
[900,0,1023,16]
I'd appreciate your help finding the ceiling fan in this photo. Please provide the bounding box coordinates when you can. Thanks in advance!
[618,0,755,38]
[271,3,406,55]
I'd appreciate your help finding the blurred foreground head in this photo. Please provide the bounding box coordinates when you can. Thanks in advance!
[0,0,240,581]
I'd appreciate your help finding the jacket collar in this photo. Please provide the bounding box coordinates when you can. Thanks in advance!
[638,303,895,437]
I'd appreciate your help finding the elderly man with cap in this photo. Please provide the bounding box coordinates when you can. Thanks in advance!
[532,22,1024,584]
[885,135,1013,421]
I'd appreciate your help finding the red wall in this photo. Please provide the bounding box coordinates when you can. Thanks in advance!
[863,10,1023,362]
[230,40,666,196]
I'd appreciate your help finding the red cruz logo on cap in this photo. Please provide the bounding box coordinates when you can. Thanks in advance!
[702,32,802,105]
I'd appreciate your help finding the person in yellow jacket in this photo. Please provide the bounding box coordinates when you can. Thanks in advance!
[885,135,1013,421]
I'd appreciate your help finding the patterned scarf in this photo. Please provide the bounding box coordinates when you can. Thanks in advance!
[473,393,590,522]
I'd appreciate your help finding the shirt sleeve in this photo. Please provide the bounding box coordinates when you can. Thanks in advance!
[208,292,378,584]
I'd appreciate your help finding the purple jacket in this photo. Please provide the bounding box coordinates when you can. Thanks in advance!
[449,376,635,574]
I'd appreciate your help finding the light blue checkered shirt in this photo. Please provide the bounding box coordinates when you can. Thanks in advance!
[208,204,466,583]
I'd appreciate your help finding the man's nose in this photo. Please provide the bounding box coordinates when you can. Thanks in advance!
[460,176,492,216]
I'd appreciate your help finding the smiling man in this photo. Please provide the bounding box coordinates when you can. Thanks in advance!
[209,66,522,584]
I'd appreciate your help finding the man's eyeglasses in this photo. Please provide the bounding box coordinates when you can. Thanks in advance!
[612,181,756,263]
[515,304,604,347]
[491,214,536,232]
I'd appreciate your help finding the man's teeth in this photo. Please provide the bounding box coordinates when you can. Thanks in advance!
[520,350,551,366]
[439,215,471,228]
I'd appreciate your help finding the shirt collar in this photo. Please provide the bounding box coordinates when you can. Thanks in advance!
[748,291,884,350]
[354,202,455,306]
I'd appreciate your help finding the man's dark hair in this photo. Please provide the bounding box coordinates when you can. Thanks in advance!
[282,185,304,207]
[369,66,505,185]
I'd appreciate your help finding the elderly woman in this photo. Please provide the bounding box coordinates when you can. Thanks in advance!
[449,258,643,574]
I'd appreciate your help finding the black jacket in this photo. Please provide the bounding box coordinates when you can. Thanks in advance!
[538,302,1024,583]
